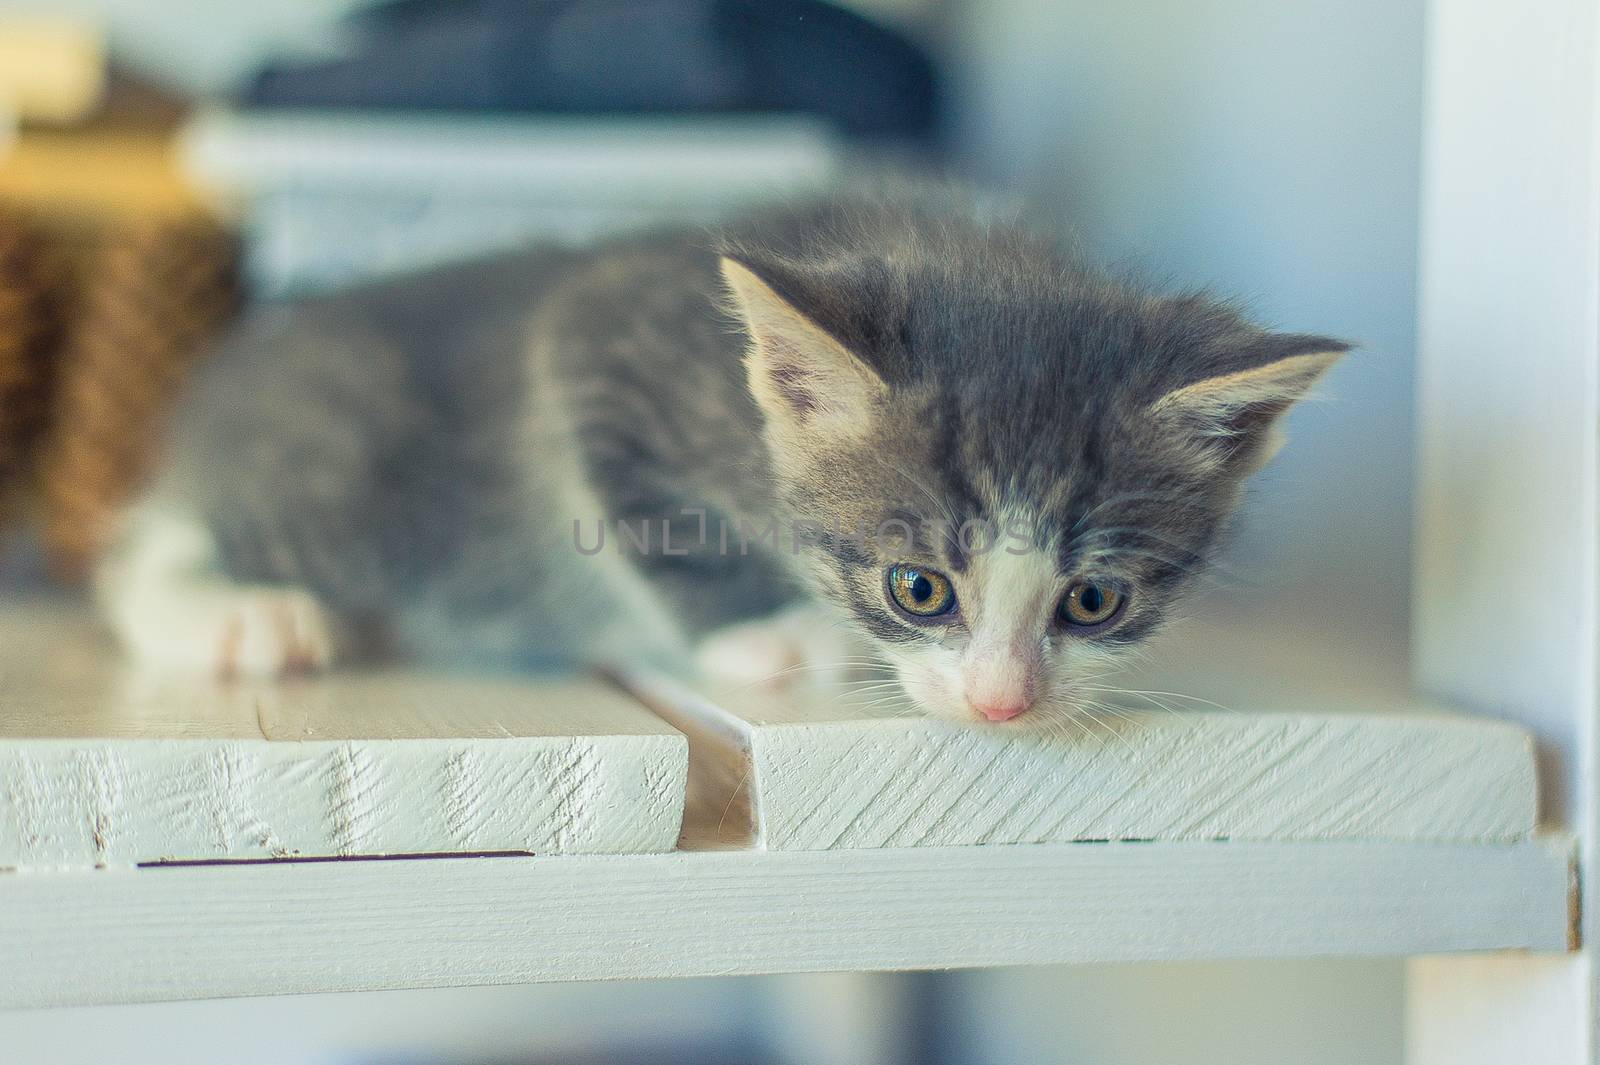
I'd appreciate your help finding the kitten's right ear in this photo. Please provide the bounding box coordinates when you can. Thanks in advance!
[1149,335,1349,474]
[719,255,887,439]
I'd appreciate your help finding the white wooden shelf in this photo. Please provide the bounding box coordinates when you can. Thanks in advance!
[0,605,687,866]
[626,672,1538,851]
[0,600,1576,1008]
[0,834,1572,1008]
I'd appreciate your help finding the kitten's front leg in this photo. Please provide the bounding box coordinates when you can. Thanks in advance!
[693,602,879,691]
[606,514,876,688]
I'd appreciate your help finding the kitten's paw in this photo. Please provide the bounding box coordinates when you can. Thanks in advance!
[97,506,341,678]
[221,587,338,678]
[693,606,875,690]
[117,584,340,678]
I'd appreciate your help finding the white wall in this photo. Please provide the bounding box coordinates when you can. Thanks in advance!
[941,2,1425,1063]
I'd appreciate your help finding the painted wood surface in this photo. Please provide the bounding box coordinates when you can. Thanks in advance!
[0,604,687,866]
[627,672,1539,850]
[0,834,1572,1009]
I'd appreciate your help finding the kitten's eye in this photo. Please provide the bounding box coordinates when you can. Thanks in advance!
[887,564,957,618]
[1058,580,1124,630]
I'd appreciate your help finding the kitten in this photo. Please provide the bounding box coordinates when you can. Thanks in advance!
[97,192,1347,725]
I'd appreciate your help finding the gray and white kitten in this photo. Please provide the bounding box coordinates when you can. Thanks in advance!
[99,193,1346,725]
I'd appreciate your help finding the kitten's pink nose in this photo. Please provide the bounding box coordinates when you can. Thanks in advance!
[971,697,1031,723]
[965,649,1037,722]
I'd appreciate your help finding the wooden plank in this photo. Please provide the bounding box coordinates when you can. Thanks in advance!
[0,605,688,866]
[0,834,1571,1008]
[180,111,843,198]
[625,672,1537,851]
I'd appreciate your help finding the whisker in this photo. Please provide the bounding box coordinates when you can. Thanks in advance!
[1078,702,1142,757]
[716,763,754,844]
[1067,490,1199,534]
[1084,685,1238,715]
[714,656,896,693]
[869,453,963,533]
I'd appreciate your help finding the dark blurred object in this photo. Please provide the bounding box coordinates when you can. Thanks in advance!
[245,0,940,141]
[37,213,241,576]
[0,58,244,579]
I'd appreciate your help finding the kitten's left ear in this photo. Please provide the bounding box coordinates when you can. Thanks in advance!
[719,254,889,440]
[1150,335,1351,472]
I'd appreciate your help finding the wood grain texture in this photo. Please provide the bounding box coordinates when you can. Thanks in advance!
[628,673,1538,850]
[0,834,1571,1008]
[0,605,687,866]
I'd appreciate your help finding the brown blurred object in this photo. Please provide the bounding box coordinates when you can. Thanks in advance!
[0,26,243,578]
[0,208,65,525]
[37,214,241,575]
[1,65,200,226]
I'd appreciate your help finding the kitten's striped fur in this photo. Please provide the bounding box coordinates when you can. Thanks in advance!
[100,191,1346,723]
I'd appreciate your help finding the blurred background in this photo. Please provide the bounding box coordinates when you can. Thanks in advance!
[0,0,1418,1061]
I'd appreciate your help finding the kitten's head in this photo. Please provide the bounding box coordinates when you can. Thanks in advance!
[720,201,1348,726]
